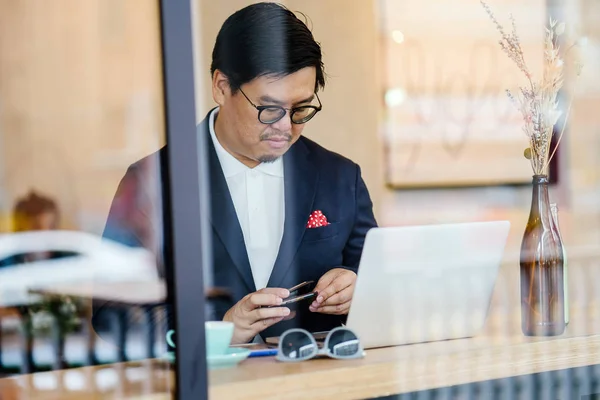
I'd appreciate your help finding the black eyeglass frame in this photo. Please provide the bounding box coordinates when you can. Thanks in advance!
[238,87,322,125]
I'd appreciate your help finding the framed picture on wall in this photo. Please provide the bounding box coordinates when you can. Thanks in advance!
[379,0,559,188]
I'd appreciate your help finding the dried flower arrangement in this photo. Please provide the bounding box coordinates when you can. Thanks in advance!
[480,0,584,176]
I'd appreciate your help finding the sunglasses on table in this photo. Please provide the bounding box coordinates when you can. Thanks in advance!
[276,327,364,362]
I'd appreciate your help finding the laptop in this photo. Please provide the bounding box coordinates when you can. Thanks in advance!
[345,220,510,349]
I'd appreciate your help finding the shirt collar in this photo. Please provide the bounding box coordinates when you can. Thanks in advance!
[208,107,284,178]
[255,158,284,177]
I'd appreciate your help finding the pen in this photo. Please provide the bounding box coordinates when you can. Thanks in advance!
[248,349,278,358]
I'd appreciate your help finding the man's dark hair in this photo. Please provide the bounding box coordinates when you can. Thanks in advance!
[210,2,325,93]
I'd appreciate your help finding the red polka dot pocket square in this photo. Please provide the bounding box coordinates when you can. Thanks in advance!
[306,210,330,228]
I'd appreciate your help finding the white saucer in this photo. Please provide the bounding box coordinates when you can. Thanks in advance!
[207,348,251,369]
[162,348,251,369]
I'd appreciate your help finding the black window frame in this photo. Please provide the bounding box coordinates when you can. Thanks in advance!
[159,1,210,399]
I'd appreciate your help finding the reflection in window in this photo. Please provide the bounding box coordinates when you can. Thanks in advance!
[0,0,166,386]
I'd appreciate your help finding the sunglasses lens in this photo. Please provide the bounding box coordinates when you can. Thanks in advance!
[327,329,360,358]
[280,331,317,360]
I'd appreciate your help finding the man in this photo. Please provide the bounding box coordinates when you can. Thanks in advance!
[102,3,377,344]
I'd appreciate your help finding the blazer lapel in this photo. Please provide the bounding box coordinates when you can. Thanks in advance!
[202,119,256,293]
[267,139,318,288]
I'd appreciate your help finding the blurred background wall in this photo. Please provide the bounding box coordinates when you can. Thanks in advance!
[0,0,165,233]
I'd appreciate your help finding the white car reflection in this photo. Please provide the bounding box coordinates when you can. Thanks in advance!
[0,230,159,307]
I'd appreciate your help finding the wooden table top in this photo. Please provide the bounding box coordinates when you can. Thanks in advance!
[1,306,599,400]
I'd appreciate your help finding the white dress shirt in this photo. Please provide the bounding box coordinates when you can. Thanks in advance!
[208,108,285,290]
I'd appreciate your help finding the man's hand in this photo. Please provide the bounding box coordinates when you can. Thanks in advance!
[223,287,290,344]
[309,268,357,315]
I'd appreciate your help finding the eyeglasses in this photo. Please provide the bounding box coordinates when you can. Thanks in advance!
[276,327,364,362]
[238,87,322,125]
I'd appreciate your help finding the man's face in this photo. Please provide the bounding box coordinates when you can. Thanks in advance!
[212,67,317,166]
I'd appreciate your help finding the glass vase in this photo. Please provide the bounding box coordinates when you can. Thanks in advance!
[550,203,569,326]
[520,175,565,336]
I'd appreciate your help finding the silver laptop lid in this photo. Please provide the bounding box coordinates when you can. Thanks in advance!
[346,221,510,349]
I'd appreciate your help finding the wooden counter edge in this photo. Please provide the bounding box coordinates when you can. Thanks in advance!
[209,334,600,400]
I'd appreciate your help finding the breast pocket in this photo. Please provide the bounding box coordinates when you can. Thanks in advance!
[302,222,340,242]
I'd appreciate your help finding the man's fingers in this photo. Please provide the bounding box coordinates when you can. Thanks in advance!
[314,282,339,304]
[251,306,290,322]
[318,286,354,307]
[315,276,351,304]
[243,291,288,311]
[228,288,290,344]
[250,316,285,330]
[259,287,290,298]
[313,274,336,295]
[312,301,351,315]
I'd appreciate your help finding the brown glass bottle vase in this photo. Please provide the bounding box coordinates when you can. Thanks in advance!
[520,175,565,336]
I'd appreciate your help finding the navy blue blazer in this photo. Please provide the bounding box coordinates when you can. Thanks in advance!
[101,109,377,340]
